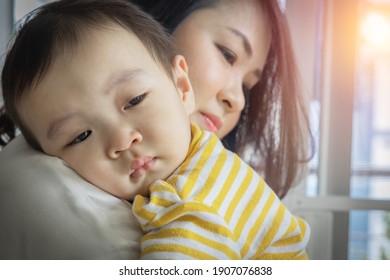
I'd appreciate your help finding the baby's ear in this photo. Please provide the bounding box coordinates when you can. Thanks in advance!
[172,55,195,115]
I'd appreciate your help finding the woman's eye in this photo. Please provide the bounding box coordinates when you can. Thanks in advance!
[216,44,236,65]
[68,130,91,146]
[124,93,147,110]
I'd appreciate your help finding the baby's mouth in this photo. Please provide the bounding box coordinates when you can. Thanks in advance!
[129,156,156,179]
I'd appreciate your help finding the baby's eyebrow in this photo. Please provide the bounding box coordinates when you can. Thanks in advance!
[104,69,146,95]
[47,69,147,140]
[47,112,78,140]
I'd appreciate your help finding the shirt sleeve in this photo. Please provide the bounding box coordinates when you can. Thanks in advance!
[251,201,310,260]
[132,180,241,260]
[228,176,310,260]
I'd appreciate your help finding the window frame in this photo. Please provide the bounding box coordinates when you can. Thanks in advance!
[286,0,390,260]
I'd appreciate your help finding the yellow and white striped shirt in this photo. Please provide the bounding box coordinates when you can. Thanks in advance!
[133,124,310,259]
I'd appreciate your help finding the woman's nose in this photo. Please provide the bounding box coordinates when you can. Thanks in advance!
[217,83,246,113]
[107,129,143,159]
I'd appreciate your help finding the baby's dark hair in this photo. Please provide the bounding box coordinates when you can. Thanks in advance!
[1,0,175,150]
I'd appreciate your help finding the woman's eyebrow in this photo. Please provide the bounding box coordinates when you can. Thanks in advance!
[227,27,252,57]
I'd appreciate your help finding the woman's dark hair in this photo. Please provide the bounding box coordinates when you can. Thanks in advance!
[0,0,175,151]
[132,0,314,197]
[0,106,14,146]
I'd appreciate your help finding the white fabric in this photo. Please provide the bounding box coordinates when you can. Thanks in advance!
[0,135,142,259]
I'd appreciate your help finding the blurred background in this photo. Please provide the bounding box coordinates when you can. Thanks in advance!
[1,0,390,260]
[284,0,390,260]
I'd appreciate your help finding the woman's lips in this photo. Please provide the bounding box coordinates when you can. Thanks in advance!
[129,156,156,179]
[201,113,223,133]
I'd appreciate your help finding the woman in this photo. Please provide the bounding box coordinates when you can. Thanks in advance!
[132,0,314,198]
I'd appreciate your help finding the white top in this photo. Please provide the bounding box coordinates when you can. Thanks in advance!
[0,135,142,259]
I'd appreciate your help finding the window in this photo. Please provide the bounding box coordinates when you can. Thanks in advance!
[285,0,390,259]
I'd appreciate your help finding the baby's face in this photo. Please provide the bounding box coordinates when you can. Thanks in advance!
[18,26,194,200]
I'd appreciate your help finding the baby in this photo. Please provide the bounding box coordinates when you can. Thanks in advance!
[1,0,310,259]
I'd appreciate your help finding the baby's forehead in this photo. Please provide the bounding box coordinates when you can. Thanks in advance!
[35,22,174,94]
[56,23,137,53]
[46,24,147,72]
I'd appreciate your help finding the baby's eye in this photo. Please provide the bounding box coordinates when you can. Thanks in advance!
[124,93,147,110]
[68,130,91,146]
[216,44,236,65]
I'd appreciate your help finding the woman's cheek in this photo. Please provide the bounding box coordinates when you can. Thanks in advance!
[190,60,224,103]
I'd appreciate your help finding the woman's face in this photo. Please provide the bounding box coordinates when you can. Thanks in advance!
[173,0,271,138]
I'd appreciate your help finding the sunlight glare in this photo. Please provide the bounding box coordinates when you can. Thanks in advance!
[361,12,390,46]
